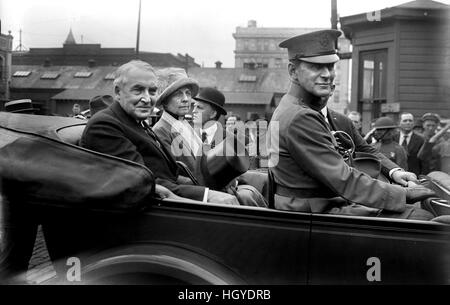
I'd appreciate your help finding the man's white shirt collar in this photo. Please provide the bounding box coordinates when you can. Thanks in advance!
[201,121,218,145]
[320,107,329,124]
[399,131,412,145]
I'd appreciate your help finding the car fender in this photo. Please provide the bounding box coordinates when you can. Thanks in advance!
[50,243,246,285]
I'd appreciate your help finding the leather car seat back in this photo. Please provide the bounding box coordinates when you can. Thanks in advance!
[56,125,86,146]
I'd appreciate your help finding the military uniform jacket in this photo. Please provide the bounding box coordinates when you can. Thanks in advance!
[268,94,406,212]
[80,101,206,201]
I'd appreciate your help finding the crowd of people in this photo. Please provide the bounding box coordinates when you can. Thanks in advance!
[349,111,450,176]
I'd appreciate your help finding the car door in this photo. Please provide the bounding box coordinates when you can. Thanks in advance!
[308,214,450,284]
[42,201,313,285]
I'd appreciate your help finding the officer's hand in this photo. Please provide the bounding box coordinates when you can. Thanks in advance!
[207,190,240,205]
[391,170,419,186]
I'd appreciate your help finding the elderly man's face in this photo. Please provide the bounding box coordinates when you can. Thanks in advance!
[192,101,216,126]
[115,67,158,121]
[165,86,192,117]
[295,61,336,98]
[399,113,414,133]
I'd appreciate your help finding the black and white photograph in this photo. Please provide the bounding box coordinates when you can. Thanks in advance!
[1,0,450,290]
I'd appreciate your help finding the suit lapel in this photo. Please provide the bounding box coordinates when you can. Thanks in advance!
[111,102,178,173]
[327,109,339,131]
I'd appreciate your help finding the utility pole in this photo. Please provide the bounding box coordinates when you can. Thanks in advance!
[331,0,338,30]
[331,0,339,49]
[136,0,141,58]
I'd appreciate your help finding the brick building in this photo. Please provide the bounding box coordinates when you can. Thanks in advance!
[4,29,201,114]
[13,29,199,69]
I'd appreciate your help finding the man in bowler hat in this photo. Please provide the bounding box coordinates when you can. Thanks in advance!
[192,87,268,207]
[267,29,434,219]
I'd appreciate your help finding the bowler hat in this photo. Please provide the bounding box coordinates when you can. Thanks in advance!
[156,67,199,107]
[421,113,440,124]
[279,29,341,64]
[193,87,227,116]
[373,117,398,130]
[200,135,249,190]
[4,99,37,113]
[89,94,114,116]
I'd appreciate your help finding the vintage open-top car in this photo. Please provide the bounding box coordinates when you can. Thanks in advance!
[1,111,450,284]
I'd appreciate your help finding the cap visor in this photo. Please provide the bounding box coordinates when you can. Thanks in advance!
[300,54,340,64]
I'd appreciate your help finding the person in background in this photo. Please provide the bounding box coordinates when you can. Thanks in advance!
[393,112,424,176]
[89,95,114,118]
[347,111,365,138]
[191,87,268,207]
[413,118,424,135]
[4,99,38,114]
[70,103,86,120]
[418,114,449,174]
[371,117,408,170]
[417,113,440,174]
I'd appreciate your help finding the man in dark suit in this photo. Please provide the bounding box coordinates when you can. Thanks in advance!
[80,60,238,205]
[394,112,424,175]
[267,30,434,219]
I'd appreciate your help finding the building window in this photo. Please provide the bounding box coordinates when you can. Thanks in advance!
[104,72,116,80]
[243,62,256,70]
[358,49,387,121]
[239,74,257,82]
[40,72,60,79]
[13,71,32,77]
[244,40,249,50]
[74,71,93,78]
[256,63,268,69]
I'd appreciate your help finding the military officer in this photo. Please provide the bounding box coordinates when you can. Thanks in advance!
[267,29,434,219]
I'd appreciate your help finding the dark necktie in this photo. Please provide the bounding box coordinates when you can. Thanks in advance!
[402,135,409,149]
[201,131,208,143]
[140,121,161,148]
[140,120,178,173]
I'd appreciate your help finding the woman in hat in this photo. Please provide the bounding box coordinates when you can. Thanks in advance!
[153,67,204,184]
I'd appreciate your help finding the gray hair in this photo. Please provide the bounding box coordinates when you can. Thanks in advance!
[113,60,156,89]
